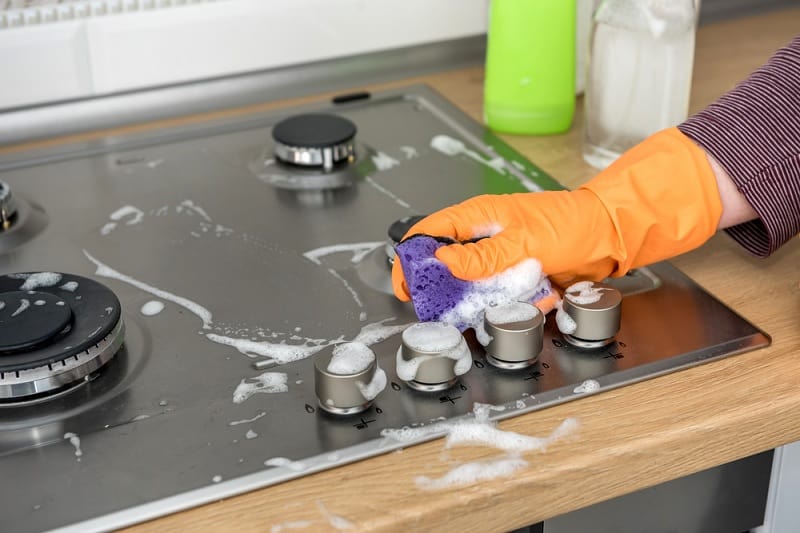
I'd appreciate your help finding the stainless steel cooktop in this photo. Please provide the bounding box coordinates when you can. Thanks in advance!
[0,84,769,532]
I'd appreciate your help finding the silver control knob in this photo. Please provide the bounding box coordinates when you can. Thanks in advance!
[396,322,472,391]
[483,302,544,369]
[0,181,17,230]
[557,281,622,349]
[314,342,386,415]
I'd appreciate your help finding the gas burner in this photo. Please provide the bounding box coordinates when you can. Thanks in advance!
[0,273,124,401]
[0,181,48,254]
[253,113,366,191]
[0,181,17,231]
[272,113,356,171]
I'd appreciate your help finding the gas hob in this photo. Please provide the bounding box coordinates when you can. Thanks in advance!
[0,85,769,532]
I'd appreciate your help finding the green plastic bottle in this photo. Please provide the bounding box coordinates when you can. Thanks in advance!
[484,0,576,135]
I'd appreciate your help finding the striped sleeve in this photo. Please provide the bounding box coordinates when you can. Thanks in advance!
[678,35,800,257]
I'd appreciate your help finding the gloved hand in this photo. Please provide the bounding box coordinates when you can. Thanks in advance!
[393,127,723,301]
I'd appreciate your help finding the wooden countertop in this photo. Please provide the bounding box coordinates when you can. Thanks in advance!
[6,7,799,533]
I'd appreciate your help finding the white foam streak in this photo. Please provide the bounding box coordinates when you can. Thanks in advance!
[327,343,374,375]
[351,319,411,345]
[415,455,528,490]
[555,301,577,335]
[84,250,214,329]
[364,176,411,209]
[302,242,384,266]
[11,298,29,317]
[565,281,607,305]
[265,457,307,472]
[14,272,62,290]
[60,281,79,292]
[573,380,601,394]
[207,334,336,363]
[110,205,144,225]
[233,372,288,404]
[356,367,387,401]
[371,151,400,171]
[229,411,267,426]
[326,269,363,308]
[63,432,83,459]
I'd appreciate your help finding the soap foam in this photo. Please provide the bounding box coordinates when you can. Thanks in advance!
[415,455,528,490]
[233,372,288,404]
[485,301,540,325]
[402,322,462,353]
[60,281,79,292]
[356,367,387,401]
[140,300,165,316]
[565,281,607,305]
[573,379,600,394]
[12,272,62,291]
[265,457,307,472]
[555,301,577,335]
[327,342,374,375]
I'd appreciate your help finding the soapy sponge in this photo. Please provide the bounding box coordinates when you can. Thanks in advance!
[395,234,558,343]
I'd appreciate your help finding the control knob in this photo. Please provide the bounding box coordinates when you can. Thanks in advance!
[556,281,622,349]
[396,322,472,391]
[0,181,17,231]
[314,342,386,415]
[483,301,544,369]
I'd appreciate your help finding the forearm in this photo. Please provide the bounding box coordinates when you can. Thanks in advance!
[678,35,800,256]
[706,152,758,230]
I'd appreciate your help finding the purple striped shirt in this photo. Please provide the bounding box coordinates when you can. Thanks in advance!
[678,35,800,257]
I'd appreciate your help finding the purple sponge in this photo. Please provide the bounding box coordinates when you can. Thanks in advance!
[395,235,468,323]
[396,234,555,336]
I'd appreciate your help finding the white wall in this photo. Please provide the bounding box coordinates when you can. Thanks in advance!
[0,0,489,110]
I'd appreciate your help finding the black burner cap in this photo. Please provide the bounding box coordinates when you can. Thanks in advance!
[272,113,356,148]
[0,272,122,372]
[0,291,72,353]
[388,215,428,243]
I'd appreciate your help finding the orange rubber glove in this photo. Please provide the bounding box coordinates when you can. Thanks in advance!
[392,127,723,301]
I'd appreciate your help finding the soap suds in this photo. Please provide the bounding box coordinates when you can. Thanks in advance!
[555,301,577,335]
[381,407,580,491]
[416,455,528,490]
[229,412,267,426]
[371,151,400,171]
[356,366,387,401]
[11,272,62,291]
[327,342,374,375]
[11,298,30,317]
[63,432,83,460]
[140,300,165,316]
[565,281,607,305]
[60,281,79,292]
[573,380,600,394]
[485,301,540,325]
[233,372,289,404]
[441,259,549,346]
[265,457,307,472]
